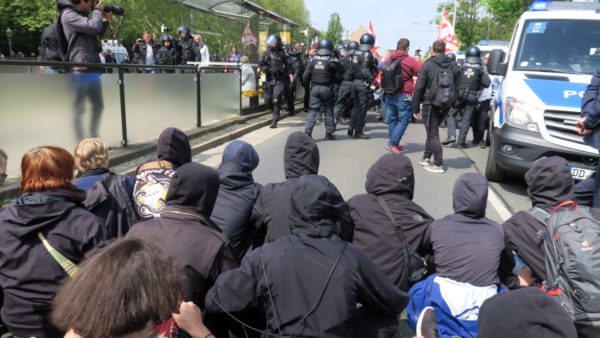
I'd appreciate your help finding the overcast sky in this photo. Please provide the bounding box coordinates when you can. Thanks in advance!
[304,0,447,53]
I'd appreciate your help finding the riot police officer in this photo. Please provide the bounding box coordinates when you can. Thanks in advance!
[333,40,358,126]
[349,33,378,139]
[156,34,178,73]
[260,34,293,128]
[303,39,343,140]
[454,46,490,148]
[286,44,302,116]
[177,26,196,65]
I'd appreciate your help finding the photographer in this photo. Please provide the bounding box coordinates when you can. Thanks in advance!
[132,32,157,73]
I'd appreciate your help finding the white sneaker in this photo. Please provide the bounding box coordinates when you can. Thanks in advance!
[423,164,445,173]
[418,158,430,166]
[416,306,440,338]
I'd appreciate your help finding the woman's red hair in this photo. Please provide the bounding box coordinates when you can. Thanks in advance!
[21,146,75,193]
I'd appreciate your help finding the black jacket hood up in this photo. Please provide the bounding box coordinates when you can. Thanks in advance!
[525,156,573,210]
[453,173,488,218]
[218,140,259,189]
[284,131,320,179]
[157,127,192,168]
[57,0,75,11]
[166,162,220,217]
[365,153,414,199]
[289,175,345,238]
[430,53,454,68]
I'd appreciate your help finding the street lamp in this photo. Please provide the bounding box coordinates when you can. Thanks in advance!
[5,27,13,57]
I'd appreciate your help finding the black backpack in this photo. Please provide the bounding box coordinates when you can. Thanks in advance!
[40,11,72,62]
[429,62,456,109]
[382,57,406,94]
[84,173,139,240]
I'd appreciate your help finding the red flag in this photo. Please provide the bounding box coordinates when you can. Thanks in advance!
[368,20,381,58]
[438,10,460,52]
[242,23,257,47]
[312,31,319,48]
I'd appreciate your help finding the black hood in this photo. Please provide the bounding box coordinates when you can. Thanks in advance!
[453,173,488,218]
[157,128,192,168]
[166,162,220,217]
[284,132,320,179]
[289,175,345,238]
[57,0,75,11]
[430,53,454,68]
[525,156,573,210]
[477,288,577,338]
[219,140,259,189]
[365,154,414,199]
[3,189,86,239]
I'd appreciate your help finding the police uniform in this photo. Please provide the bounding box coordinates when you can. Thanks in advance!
[287,50,303,115]
[156,36,178,73]
[455,56,490,146]
[333,47,356,124]
[260,44,292,128]
[178,37,196,65]
[303,46,343,138]
[349,47,377,138]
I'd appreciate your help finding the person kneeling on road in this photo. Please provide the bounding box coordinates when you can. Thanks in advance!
[303,38,343,140]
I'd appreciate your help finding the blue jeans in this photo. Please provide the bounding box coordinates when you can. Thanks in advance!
[387,93,413,146]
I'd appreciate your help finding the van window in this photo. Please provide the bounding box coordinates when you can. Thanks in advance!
[514,19,600,74]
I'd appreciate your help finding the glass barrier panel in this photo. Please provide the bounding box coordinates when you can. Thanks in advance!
[0,68,121,177]
[200,72,240,123]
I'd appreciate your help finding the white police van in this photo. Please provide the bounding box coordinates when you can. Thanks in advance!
[101,40,130,64]
[485,0,600,182]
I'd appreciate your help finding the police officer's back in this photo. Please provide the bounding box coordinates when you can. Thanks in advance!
[259,34,292,128]
[349,34,378,139]
[303,39,343,140]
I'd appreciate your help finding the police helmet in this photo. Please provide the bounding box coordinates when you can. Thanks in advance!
[447,53,456,63]
[465,46,481,63]
[359,33,375,51]
[267,34,282,49]
[177,26,190,35]
[161,34,172,42]
[317,39,334,56]
[347,41,359,52]
[335,44,347,57]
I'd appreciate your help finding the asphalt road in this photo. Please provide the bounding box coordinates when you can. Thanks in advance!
[194,110,531,223]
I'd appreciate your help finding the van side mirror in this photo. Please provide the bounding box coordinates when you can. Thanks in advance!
[487,49,507,77]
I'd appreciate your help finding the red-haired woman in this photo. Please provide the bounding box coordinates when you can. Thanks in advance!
[0,146,104,338]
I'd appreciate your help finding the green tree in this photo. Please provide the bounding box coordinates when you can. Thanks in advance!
[324,13,344,45]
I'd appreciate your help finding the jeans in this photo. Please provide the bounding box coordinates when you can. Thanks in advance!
[386,93,413,146]
[423,105,445,166]
[71,73,104,140]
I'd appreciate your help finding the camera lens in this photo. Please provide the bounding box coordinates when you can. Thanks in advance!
[104,4,125,16]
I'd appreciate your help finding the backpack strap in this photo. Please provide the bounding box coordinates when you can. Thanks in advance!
[37,232,79,277]
[552,200,578,214]
[526,207,550,224]
[376,196,407,246]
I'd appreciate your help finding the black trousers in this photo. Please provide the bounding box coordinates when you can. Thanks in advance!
[350,79,369,134]
[270,80,286,121]
[473,99,491,143]
[423,105,445,166]
[305,84,335,135]
[457,101,477,144]
[334,80,354,121]
[286,78,296,113]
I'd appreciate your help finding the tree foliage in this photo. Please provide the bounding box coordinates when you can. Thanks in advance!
[324,13,344,45]
[435,0,530,49]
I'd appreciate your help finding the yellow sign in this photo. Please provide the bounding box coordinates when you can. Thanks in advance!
[280,31,291,45]
[259,31,267,53]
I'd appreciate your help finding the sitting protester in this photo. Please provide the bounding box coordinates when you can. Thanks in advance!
[75,138,138,239]
[347,153,434,291]
[206,175,409,338]
[211,140,263,261]
[52,238,214,338]
[0,146,104,338]
[252,131,320,243]
[408,173,504,338]
[133,127,192,220]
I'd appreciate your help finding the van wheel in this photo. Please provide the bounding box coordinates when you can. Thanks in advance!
[485,133,505,182]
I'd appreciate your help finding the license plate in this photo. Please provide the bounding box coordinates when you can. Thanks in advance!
[570,167,594,180]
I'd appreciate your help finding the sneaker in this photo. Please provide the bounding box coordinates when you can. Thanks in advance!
[340,118,349,125]
[441,136,456,146]
[423,164,445,173]
[478,141,486,148]
[418,158,430,166]
[347,129,354,137]
[269,121,277,129]
[385,145,403,154]
[416,307,440,338]
[354,133,370,140]
[325,133,335,140]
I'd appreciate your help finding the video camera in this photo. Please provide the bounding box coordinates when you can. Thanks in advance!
[94,0,125,16]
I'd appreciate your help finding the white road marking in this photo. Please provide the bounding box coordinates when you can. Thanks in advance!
[488,186,513,222]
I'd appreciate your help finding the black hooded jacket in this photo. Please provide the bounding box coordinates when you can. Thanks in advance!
[477,287,577,338]
[0,189,104,338]
[431,173,504,287]
[412,53,459,113]
[206,175,408,338]
[128,162,237,308]
[252,132,320,243]
[500,156,600,289]
[347,154,434,291]
[211,140,263,261]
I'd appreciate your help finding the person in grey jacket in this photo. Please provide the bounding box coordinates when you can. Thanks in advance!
[58,0,111,140]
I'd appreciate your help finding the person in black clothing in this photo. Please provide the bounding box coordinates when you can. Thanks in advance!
[0,146,105,338]
[251,131,319,243]
[412,40,459,174]
[211,140,262,262]
[260,34,293,128]
[156,34,178,73]
[303,38,344,140]
[286,44,303,116]
[452,46,491,148]
[177,26,196,66]
[205,174,409,338]
[349,33,378,139]
[347,153,434,291]
[302,48,316,112]
[334,41,357,125]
